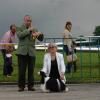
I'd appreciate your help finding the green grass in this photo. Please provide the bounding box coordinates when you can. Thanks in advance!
[0,50,100,83]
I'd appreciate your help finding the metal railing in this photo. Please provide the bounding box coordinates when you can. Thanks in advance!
[38,36,100,83]
[0,36,100,83]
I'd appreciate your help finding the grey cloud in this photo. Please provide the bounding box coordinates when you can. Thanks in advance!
[0,0,100,38]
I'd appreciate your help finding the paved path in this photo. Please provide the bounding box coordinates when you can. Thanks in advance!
[0,84,100,100]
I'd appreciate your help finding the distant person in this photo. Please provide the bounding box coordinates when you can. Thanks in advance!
[39,43,68,92]
[0,24,16,77]
[16,15,44,92]
[62,21,73,73]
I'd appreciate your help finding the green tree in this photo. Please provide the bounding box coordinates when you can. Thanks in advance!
[93,26,100,45]
[93,26,100,36]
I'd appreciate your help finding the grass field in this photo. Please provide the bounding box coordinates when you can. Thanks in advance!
[0,50,100,83]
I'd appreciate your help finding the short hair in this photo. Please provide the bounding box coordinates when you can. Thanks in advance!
[48,43,57,49]
[10,24,16,30]
[24,15,32,20]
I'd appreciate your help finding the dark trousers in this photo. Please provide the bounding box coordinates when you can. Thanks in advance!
[63,45,72,73]
[5,56,13,75]
[1,49,6,75]
[1,49,13,75]
[66,62,72,73]
[17,55,36,88]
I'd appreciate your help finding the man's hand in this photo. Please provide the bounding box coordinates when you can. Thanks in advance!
[32,32,42,39]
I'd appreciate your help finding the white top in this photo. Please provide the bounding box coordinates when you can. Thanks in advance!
[41,52,66,77]
[6,54,12,57]
[63,29,73,48]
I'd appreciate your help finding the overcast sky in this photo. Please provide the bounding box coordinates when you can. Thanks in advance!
[0,0,100,38]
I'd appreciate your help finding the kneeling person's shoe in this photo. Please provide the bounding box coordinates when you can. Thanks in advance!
[65,87,69,92]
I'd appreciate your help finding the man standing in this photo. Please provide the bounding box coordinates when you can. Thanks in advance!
[16,15,43,92]
[0,24,16,77]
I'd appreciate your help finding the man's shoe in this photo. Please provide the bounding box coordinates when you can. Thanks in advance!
[28,87,35,91]
[18,88,24,92]
[40,84,49,92]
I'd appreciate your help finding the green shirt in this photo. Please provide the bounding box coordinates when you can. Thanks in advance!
[16,25,43,56]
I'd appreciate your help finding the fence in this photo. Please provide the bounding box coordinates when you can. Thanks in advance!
[0,36,100,83]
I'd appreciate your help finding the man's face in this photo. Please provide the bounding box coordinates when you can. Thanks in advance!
[24,16,32,28]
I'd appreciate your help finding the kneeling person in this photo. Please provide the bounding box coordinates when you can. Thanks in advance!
[39,43,68,92]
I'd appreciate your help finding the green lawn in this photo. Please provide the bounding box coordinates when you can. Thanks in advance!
[0,50,100,83]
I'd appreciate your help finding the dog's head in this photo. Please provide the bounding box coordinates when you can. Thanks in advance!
[39,71,46,77]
